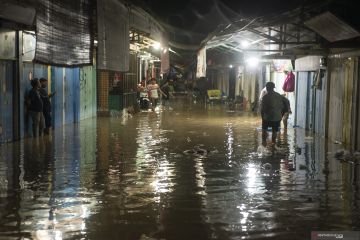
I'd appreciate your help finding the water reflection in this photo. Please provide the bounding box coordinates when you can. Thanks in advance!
[0,98,359,240]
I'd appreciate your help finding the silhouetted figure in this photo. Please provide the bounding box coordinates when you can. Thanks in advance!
[281,94,292,130]
[39,78,56,135]
[161,79,174,110]
[260,82,283,147]
[27,78,44,137]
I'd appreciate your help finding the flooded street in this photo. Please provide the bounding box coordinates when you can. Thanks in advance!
[0,98,359,240]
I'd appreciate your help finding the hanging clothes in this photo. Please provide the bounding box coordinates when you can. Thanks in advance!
[282,71,295,92]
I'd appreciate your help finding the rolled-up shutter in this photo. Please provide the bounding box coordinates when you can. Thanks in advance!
[35,0,93,66]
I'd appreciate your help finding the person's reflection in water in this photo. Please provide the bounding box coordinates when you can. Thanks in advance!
[1,143,22,234]
[43,136,56,221]
[24,135,54,189]
[24,138,46,183]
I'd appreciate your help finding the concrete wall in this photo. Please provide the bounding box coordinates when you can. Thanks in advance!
[295,56,322,71]
[0,60,14,143]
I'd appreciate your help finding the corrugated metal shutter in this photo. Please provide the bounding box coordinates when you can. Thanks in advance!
[314,72,327,136]
[35,0,93,66]
[97,0,129,72]
[343,59,355,145]
[0,60,14,143]
[355,59,360,151]
[296,72,310,129]
[328,60,344,142]
[51,66,64,127]
[21,62,33,138]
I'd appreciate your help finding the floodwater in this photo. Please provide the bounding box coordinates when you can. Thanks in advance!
[0,98,359,240]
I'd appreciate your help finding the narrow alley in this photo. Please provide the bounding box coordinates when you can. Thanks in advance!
[1,0,360,239]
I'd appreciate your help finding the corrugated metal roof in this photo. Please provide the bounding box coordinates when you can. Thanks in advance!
[35,0,93,66]
[305,12,360,42]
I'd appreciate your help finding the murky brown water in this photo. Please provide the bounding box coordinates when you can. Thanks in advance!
[0,97,359,240]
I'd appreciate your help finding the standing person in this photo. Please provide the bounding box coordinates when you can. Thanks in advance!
[258,87,267,114]
[27,78,44,137]
[147,78,165,111]
[160,79,174,110]
[281,94,292,130]
[260,82,284,147]
[259,87,267,102]
[138,77,146,94]
[39,78,56,135]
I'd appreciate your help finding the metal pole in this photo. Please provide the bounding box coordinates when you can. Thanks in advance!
[13,30,20,140]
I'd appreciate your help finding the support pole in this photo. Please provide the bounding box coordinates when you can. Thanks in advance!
[13,30,20,140]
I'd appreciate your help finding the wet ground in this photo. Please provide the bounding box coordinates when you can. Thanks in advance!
[0,97,359,240]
